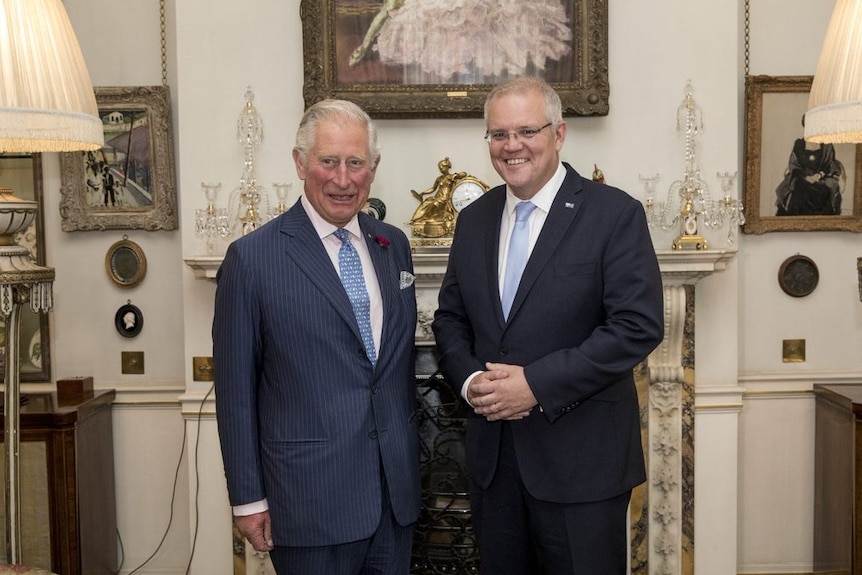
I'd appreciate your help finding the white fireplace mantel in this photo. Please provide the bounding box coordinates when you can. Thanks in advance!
[184,248,736,285]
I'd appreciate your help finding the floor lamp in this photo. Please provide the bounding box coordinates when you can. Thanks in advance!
[804,0,862,300]
[0,0,102,565]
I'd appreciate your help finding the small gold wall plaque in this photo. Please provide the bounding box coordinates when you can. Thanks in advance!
[121,351,145,374]
[193,356,215,381]
[782,339,806,363]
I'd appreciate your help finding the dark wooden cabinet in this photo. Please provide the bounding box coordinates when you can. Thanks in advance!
[0,389,117,575]
[814,384,862,575]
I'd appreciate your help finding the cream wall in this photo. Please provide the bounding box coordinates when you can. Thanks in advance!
[739,1,862,574]
[29,0,859,573]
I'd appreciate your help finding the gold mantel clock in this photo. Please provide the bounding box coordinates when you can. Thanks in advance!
[407,157,488,245]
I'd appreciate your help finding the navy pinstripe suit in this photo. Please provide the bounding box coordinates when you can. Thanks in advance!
[213,200,420,548]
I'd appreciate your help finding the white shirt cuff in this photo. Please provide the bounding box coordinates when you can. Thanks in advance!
[461,371,483,407]
[233,498,268,517]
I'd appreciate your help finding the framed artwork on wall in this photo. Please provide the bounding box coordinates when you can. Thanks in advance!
[0,153,51,383]
[743,75,862,233]
[300,0,609,118]
[59,86,178,232]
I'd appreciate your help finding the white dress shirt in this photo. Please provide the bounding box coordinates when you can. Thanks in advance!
[304,195,384,358]
[461,162,567,403]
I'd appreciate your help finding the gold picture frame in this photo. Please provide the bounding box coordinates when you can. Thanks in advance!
[300,0,609,118]
[105,237,148,289]
[59,86,178,231]
[743,75,862,233]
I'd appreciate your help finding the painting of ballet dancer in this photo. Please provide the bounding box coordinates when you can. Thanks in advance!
[300,0,608,118]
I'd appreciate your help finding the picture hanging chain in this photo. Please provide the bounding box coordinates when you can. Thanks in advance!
[160,0,167,86]
[744,0,750,76]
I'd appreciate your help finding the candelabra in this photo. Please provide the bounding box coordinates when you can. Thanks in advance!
[226,87,270,235]
[196,88,297,256]
[641,81,744,249]
[195,182,231,254]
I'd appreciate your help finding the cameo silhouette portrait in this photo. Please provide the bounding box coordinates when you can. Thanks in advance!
[115,303,143,338]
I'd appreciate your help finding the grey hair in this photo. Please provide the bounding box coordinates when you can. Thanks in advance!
[483,77,563,127]
[294,99,380,167]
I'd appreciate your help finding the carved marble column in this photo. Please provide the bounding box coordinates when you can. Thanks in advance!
[635,284,694,575]
[634,251,734,575]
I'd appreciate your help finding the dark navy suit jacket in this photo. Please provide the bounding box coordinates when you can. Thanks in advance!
[433,163,664,503]
[213,200,420,547]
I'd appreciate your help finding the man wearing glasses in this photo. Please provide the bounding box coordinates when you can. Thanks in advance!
[433,77,664,574]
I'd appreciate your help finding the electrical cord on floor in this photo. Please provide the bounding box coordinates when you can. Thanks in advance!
[111,383,214,575]
[184,383,214,574]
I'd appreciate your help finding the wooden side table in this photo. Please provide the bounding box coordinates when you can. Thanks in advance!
[0,389,117,575]
[813,384,862,575]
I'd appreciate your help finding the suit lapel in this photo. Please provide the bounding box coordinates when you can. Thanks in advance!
[279,204,363,343]
[482,191,507,329]
[506,167,584,323]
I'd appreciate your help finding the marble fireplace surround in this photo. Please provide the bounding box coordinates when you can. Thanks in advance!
[185,248,734,575]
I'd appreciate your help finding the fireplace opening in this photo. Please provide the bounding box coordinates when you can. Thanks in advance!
[412,360,479,574]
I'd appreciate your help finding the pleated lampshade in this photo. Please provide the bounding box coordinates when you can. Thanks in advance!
[0,0,103,152]
[805,0,862,144]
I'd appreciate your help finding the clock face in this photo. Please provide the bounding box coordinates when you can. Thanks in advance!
[452,179,486,212]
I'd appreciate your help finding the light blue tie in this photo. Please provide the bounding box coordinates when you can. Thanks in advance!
[501,201,537,319]
[334,228,377,366]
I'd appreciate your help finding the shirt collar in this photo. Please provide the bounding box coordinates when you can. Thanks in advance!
[301,195,363,240]
[504,162,566,216]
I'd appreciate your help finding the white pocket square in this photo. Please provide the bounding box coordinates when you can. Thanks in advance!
[400,271,415,289]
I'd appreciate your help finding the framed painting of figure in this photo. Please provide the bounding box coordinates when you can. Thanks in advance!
[59,86,178,232]
[743,75,862,233]
[300,0,609,118]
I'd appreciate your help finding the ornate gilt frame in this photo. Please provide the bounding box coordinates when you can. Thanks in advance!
[59,86,178,231]
[105,237,148,288]
[300,0,609,118]
[743,75,862,233]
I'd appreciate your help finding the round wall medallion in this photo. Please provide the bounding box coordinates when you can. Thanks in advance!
[106,236,147,288]
[778,254,819,298]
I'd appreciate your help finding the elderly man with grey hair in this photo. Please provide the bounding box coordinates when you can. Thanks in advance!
[214,99,420,575]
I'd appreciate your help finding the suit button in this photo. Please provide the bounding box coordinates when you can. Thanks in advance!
[371,385,379,394]
[369,429,378,439]
[500,346,509,355]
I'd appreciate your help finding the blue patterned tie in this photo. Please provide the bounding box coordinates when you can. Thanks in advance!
[334,228,377,366]
[501,201,537,319]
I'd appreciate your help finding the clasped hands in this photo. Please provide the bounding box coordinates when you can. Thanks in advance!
[468,362,538,421]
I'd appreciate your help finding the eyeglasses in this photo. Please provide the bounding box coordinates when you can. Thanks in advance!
[485,122,554,143]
